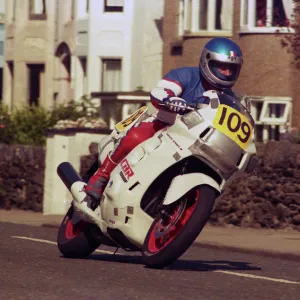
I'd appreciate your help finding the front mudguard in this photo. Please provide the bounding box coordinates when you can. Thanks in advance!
[162,173,221,206]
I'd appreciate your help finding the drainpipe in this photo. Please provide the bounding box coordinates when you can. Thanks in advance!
[55,0,59,42]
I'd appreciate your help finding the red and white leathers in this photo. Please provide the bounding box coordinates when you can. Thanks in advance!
[85,67,231,205]
[85,116,168,203]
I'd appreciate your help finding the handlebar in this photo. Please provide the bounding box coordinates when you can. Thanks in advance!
[158,102,196,112]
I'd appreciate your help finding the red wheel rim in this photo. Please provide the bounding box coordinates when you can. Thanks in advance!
[65,220,87,240]
[147,188,199,253]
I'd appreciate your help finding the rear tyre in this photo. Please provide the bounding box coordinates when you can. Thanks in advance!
[142,185,217,269]
[57,204,101,258]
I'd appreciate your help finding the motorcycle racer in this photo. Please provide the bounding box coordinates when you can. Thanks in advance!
[84,37,243,210]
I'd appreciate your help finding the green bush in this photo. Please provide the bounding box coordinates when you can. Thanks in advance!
[0,104,15,144]
[49,96,98,125]
[0,96,99,146]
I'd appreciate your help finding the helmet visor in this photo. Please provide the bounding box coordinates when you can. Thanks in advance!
[209,60,241,82]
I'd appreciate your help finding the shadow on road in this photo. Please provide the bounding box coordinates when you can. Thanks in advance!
[87,254,261,272]
[166,259,261,272]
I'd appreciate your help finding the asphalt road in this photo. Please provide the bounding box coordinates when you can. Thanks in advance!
[1,222,300,300]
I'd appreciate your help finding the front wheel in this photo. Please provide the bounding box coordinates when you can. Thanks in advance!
[142,185,217,269]
[57,204,102,258]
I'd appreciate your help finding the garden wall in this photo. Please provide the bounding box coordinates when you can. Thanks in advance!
[0,144,46,211]
[1,141,300,231]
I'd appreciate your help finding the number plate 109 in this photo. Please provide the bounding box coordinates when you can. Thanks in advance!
[213,105,253,150]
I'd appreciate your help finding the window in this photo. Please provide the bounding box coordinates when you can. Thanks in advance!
[240,0,294,33]
[71,0,75,20]
[178,0,233,36]
[79,57,87,96]
[250,96,292,142]
[77,0,89,19]
[0,41,3,55]
[7,0,16,22]
[101,59,122,92]
[29,0,47,20]
[104,0,124,12]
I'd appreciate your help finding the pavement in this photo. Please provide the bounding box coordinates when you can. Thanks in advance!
[1,209,300,261]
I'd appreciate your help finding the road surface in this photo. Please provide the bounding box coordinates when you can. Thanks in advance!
[1,222,300,300]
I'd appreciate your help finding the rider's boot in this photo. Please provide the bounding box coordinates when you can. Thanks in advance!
[85,153,117,210]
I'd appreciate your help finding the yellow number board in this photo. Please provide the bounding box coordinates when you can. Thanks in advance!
[115,106,148,132]
[213,104,253,150]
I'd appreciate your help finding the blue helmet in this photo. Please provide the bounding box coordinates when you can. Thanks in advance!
[199,38,243,89]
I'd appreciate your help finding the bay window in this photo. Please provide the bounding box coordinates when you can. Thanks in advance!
[178,0,233,36]
[240,0,295,33]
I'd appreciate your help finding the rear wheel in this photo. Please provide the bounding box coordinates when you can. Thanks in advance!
[142,185,217,268]
[57,204,102,258]
[57,159,102,258]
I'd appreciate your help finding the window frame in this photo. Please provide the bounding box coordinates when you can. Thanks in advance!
[240,0,295,34]
[71,0,75,20]
[29,0,47,20]
[101,58,122,92]
[250,96,292,125]
[0,41,4,56]
[104,0,124,13]
[77,0,90,19]
[178,0,233,37]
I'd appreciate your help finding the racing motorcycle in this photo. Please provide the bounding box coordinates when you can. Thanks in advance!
[56,90,257,269]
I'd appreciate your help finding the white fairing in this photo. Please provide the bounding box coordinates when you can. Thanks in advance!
[162,173,220,205]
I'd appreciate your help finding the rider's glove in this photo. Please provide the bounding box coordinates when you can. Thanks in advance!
[165,97,187,114]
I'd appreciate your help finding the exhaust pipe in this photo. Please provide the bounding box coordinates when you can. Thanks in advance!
[57,162,101,224]
[57,162,83,191]
[57,162,87,203]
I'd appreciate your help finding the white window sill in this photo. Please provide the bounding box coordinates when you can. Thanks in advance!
[182,30,232,38]
[77,16,89,20]
[239,26,295,34]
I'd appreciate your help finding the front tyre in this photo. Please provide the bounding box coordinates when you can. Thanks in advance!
[57,204,101,258]
[142,185,217,269]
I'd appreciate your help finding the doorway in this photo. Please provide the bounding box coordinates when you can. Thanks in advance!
[27,64,45,106]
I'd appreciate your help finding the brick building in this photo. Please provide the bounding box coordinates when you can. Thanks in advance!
[162,0,299,141]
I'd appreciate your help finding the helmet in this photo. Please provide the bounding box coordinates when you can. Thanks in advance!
[199,38,243,90]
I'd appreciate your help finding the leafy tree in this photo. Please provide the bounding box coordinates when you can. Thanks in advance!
[280,1,300,68]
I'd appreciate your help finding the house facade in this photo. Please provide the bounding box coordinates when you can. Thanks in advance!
[163,0,299,140]
[2,0,164,110]
[3,0,57,109]
[73,0,164,100]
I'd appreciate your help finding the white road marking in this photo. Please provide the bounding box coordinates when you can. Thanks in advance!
[11,236,300,285]
[11,236,117,255]
[12,236,57,245]
[215,270,300,285]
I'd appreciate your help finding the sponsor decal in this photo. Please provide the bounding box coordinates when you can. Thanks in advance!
[115,106,148,132]
[228,50,237,61]
[166,133,183,150]
[127,206,134,215]
[120,159,134,181]
[120,171,128,183]
[173,152,181,161]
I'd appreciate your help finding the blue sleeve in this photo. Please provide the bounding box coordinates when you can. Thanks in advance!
[163,69,188,91]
